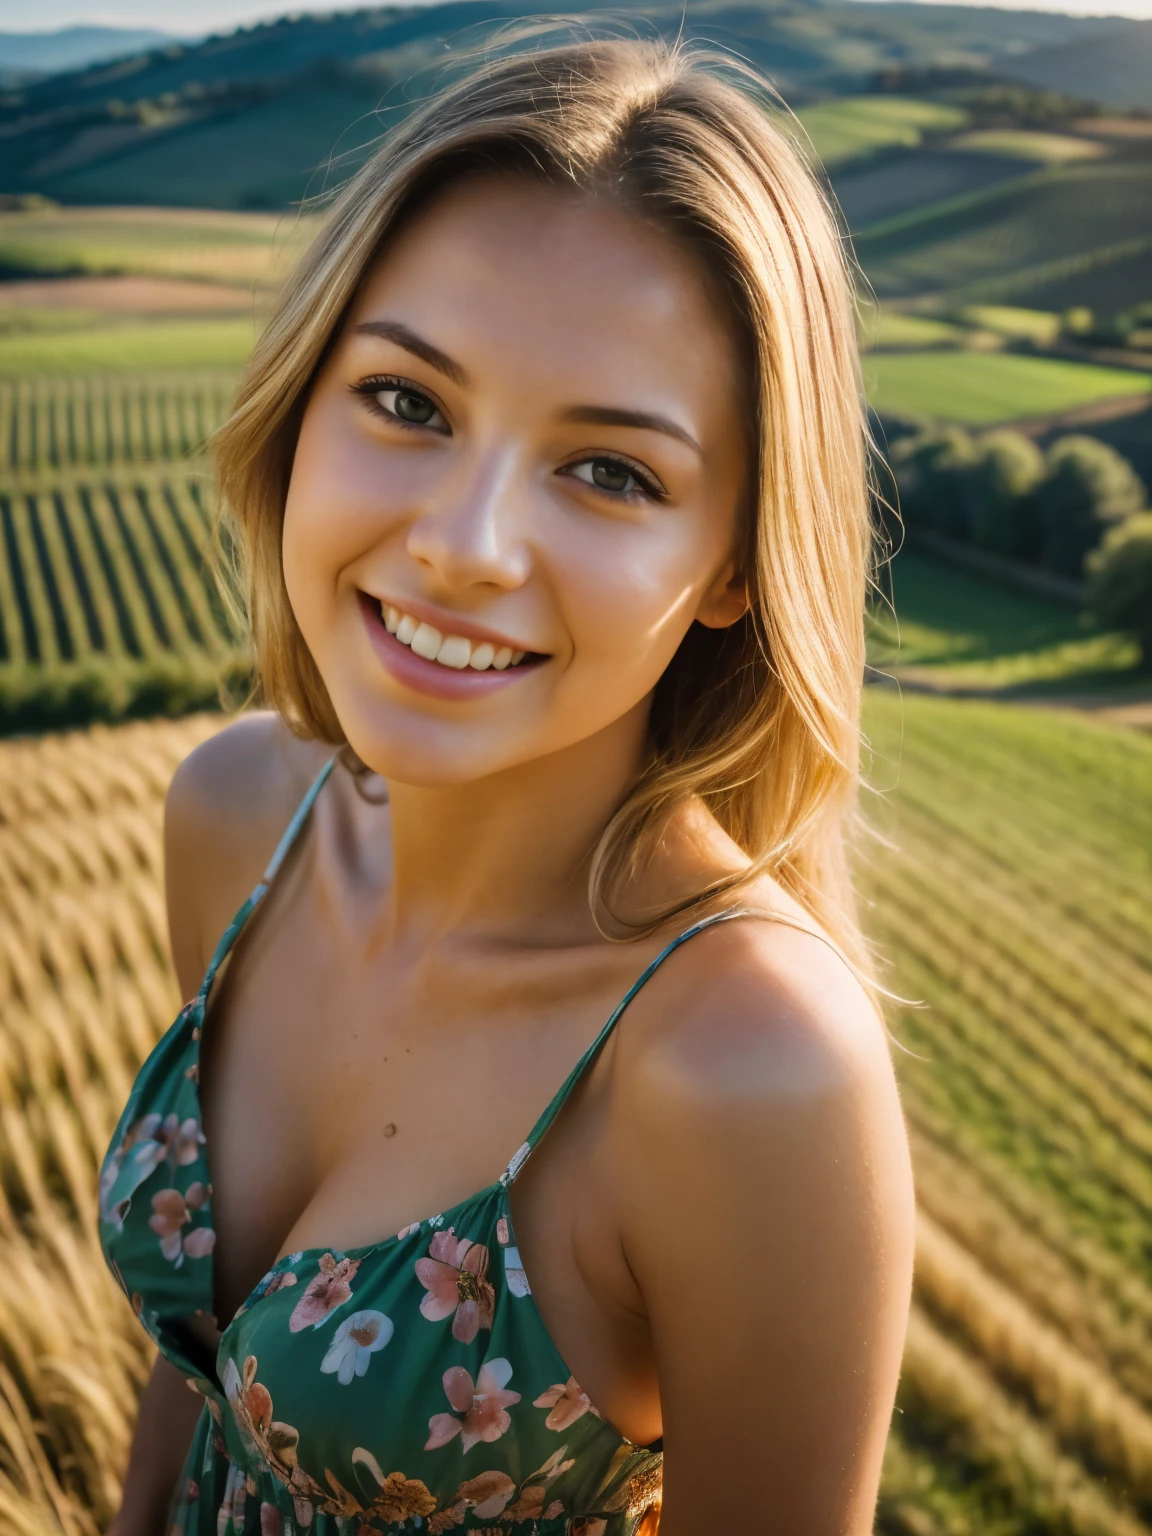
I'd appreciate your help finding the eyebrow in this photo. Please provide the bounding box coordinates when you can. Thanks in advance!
[561,404,701,454]
[353,320,469,388]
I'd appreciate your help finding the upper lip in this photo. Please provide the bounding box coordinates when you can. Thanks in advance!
[361,590,544,655]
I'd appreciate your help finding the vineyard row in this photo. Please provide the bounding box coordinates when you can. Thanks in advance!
[0,473,238,670]
[0,374,236,473]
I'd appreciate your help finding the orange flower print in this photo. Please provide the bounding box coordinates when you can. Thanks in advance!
[415,1229,495,1344]
[148,1184,215,1266]
[288,1253,361,1332]
[349,1451,438,1523]
[424,1359,520,1453]
[534,1377,602,1431]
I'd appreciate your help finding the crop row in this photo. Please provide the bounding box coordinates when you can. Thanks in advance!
[2,698,1151,1534]
[0,374,235,472]
[0,472,238,672]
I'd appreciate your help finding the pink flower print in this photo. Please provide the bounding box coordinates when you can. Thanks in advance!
[424,1358,521,1454]
[320,1310,393,1384]
[415,1229,495,1344]
[259,1503,281,1536]
[148,1184,214,1266]
[288,1253,361,1332]
[534,1377,601,1431]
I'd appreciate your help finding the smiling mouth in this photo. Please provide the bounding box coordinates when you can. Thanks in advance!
[360,594,546,673]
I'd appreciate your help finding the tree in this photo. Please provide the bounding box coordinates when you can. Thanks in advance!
[1036,435,1148,578]
[966,430,1045,560]
[891,427,979,540]
[1085,513,1152,669]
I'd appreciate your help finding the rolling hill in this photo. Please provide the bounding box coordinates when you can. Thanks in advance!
[1009,21,1152,111]
[2,686,1151,1535]
[0,0,1126,211]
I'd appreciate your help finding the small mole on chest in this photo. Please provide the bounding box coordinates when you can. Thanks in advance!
[383,1123,397,1138]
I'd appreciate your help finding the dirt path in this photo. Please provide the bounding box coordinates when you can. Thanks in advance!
[0,276,256,312]
[874,670,1152,730]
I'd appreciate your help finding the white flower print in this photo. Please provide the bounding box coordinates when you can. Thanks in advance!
[320,1310,394,1384]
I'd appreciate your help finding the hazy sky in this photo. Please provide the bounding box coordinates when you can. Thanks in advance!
[1,0,1150,32]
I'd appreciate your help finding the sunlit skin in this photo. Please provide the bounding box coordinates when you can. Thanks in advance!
[122,177,915,1536]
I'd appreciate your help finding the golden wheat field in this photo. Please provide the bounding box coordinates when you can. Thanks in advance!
[1,693,1152,1536]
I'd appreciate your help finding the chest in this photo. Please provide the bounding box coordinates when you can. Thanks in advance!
[196,876,634,1329]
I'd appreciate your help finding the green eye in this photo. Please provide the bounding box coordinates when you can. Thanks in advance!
[569,457,654,497]
[590,459,633,492]
[390,389,436,424]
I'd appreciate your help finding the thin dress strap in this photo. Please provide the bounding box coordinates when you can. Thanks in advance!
[196,755,337,1002]
[501,904,755,1185]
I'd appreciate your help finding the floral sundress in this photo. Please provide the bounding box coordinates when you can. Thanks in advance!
[98,755,747,1536]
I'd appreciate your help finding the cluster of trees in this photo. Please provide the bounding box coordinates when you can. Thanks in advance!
[1061,304,1152,352]
[890,426,1152,664]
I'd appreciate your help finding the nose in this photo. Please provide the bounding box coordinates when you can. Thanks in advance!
[405,448,531,593]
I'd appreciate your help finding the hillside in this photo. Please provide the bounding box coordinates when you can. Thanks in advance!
[856,153,1152,307]
[0,0,1121,211]
[1,692,1150,1534]
[1009,21,1152,111]
[0,27,173,88]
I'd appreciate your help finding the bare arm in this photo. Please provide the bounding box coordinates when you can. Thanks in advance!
[618,920,916,1534]
[107,1356,205,1536]
[109,712,318,1533]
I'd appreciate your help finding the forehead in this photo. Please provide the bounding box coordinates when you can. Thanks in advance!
[345,174,740,391]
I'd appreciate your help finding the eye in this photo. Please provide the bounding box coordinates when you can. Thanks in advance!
[352,376,448,433]
[564,456,664,500]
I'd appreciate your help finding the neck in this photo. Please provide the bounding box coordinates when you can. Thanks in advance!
[384,701,652,948]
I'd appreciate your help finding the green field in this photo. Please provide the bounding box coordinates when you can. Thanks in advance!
[0,206,308,285]
[0,319,255,375]
[865,688,1152,1535]
[797,96,968,169]
[867,349,1152,424]
[857,159,1152,305]
[868,549,1140,690]
[0,374,235,472]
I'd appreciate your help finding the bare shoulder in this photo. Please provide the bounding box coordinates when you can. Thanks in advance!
[611,885,914,1237]
[164,711,334,995]
[623,892,898,1114]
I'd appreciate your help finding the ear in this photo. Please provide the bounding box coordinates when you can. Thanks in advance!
[694,557,750,630]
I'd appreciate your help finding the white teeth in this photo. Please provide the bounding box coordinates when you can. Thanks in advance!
[410,622,443,660]
[376,600,534,673]
[436,635,472,669]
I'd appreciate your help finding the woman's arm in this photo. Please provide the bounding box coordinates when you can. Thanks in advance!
[618,917,916,1534]
[107,1355,206,1536]
[108,712,318,1534]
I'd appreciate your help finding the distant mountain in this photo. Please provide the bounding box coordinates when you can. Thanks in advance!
[0,1,1130,211]
[1006,20,1152,110]
[0,26,176,86]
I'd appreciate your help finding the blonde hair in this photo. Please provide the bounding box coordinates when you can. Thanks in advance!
[214,36,878,980]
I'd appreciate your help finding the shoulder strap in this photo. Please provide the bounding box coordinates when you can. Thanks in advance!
[196,755,337,1002]
[504,904,754,1183]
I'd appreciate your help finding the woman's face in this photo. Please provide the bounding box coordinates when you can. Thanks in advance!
[283,174,750,786]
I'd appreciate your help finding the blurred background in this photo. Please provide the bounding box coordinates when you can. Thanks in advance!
[0,1,1150,1533]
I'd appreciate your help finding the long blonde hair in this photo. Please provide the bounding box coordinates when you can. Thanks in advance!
[214,36,878,979]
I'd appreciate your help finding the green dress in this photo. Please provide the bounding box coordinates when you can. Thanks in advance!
[98,756,746,1536]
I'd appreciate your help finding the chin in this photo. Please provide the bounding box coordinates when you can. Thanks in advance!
[333,703,535,788]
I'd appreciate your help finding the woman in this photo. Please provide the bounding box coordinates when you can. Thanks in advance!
[100,37,915,1536]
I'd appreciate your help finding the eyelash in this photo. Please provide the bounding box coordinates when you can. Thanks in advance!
[350,374,666,502]
[560,454,666,503]
[350,374,447,431]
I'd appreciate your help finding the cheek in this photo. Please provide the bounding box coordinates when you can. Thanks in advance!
[553,518,712,682]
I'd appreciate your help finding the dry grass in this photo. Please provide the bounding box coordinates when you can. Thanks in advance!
[0,695,1150,1535]
[0,715,220,1535]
